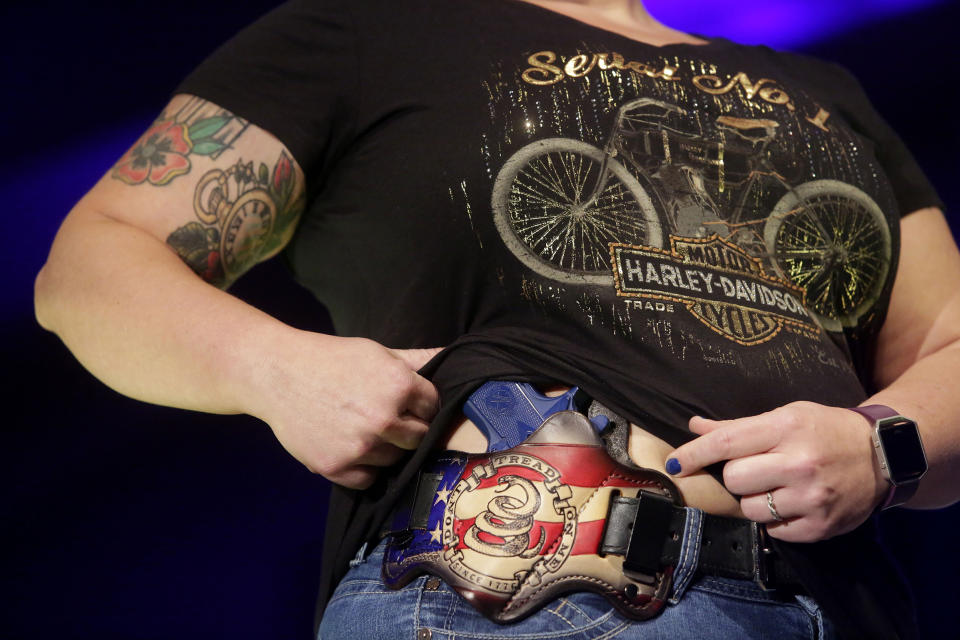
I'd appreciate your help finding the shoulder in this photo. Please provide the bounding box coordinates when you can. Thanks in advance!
[762,43,853,84]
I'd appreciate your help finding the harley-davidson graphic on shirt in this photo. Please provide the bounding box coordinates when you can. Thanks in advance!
[479,46,894,344]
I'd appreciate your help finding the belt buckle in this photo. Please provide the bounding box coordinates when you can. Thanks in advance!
[752,524,776,591]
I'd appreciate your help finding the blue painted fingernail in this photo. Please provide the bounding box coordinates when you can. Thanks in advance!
[666,458,682,475]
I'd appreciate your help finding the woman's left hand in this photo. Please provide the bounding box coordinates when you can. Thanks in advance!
[665,401,890,542]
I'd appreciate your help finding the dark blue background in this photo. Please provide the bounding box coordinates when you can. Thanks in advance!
[4,1,959,638]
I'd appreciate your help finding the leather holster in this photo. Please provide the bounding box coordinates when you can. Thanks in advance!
[381,410,682,623]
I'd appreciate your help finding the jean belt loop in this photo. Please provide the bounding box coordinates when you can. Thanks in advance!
[348,541,369,568]
[668,507,704,605]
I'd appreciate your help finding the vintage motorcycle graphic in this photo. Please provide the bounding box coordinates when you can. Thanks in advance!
[491,98,891,330]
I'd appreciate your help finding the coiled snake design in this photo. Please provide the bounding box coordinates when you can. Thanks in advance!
[463,476,546,558]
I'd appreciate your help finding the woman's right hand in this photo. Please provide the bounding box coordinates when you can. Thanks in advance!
[248,331,441,489]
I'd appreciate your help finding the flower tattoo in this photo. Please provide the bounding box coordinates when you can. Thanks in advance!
[272,151,293,193]
[111,98,247,187]
[113,120,194,186]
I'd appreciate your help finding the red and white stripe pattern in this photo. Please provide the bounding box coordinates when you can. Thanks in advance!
[440,443,669,591]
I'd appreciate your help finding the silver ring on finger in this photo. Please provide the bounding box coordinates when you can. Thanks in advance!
[766,490,784,522]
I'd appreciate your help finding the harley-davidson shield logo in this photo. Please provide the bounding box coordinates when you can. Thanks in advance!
[611,235,820,345]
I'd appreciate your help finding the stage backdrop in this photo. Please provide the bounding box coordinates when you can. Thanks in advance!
[4,1,958,638]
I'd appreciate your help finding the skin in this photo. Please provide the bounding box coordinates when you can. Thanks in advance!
[516,0,708,46]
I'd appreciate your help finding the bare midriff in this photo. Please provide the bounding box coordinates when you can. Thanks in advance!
[440,385,745,519]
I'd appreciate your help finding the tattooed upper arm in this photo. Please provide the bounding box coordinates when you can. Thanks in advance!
[90,94,305,288]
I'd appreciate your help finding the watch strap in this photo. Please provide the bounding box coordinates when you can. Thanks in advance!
[848,404,899,422]
[847,405,921,510]
[882,472,920,509]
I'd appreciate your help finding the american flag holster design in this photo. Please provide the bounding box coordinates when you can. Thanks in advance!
[381,410,683,623]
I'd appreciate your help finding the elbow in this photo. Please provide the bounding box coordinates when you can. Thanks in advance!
[34,261,63,333]
[34,209,96,333]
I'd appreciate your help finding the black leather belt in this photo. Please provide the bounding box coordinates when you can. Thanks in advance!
[601,492,803,591]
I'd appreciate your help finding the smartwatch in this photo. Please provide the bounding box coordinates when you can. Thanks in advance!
[848,405,927,510]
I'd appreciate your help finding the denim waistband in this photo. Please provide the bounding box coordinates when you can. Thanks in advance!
[669,507,705,604]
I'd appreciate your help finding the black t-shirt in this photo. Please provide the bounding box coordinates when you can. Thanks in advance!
[177,0,942,637]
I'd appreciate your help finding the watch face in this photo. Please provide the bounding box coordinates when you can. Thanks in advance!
[879,419,927,483]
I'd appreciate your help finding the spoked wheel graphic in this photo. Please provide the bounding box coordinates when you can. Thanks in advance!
[764,180,890,331]
[492,138,663,286]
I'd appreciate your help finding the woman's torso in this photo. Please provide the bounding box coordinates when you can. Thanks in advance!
[170,1,925,631]
[285,0,891,429]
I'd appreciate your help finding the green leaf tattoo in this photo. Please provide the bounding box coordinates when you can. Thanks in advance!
[191,140,228,156]
[188,116,231,140]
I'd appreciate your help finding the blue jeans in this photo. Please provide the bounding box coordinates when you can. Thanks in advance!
[318,535,837,639]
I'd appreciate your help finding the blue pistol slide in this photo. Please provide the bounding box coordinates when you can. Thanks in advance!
[462,381,609,452]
